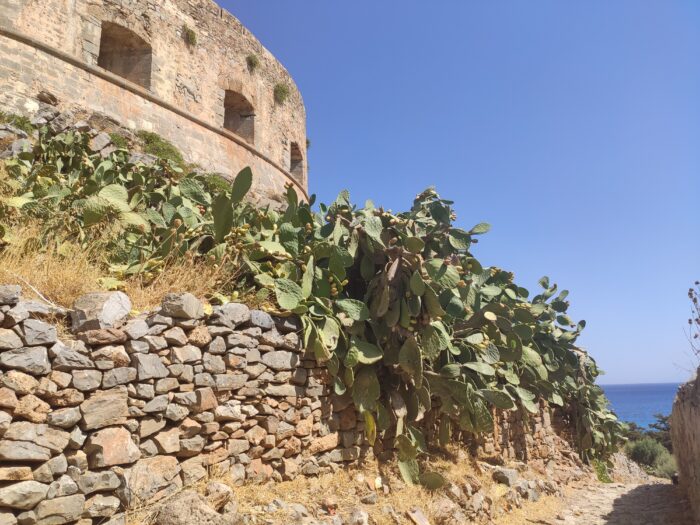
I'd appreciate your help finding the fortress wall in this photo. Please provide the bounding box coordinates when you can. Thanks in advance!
[0,0,307,202]
[0,35,300,204]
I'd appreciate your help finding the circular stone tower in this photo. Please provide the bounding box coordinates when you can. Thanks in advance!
[0,0,308,204]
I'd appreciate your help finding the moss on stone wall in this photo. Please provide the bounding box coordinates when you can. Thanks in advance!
[136,130,185,168]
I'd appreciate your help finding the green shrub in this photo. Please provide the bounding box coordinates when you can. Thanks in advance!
[273,83,290,105]
[593,459,613,483]
[653,450,677,478]
[182,24,197,46]
[626,437,667,467]
[0,126,626,487]
[246,54,260,72]
[109,133,129,150]
[135,130,185,169]
[0,111,33,136]
[647,413,672,451]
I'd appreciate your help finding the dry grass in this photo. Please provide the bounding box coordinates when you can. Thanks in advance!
[491,493,563,525]
[0,226,105,308]
[127,447,504,525]
[122,261,227,312]
[0,223,231,312]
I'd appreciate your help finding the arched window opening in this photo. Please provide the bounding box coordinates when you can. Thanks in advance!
[98,22,152,89]
[223,91,255,144]
[290,142,304,182]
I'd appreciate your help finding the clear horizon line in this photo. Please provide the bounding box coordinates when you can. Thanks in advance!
[599,381,683,386]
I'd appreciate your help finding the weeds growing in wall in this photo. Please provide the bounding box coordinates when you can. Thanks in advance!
[274,83,290,105]
[109,132,129,149]
[0,123,625,487]
[182,23,197,46]
[246,54,260,72]
[592,459,613,483]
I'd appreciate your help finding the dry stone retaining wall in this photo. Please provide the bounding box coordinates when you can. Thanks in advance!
[0,284,585,525]
[671,371,700,522]
[0,286,367,525]
[474,402,569,465]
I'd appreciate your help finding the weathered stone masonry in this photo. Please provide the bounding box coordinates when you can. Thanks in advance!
[671,372,700,522]
[0,287,365,525]
[0,0,307,204]
[0,284,587,525]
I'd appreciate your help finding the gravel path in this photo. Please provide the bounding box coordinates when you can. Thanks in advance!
[532,482,694,525]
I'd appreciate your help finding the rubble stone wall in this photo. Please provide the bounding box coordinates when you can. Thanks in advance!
[671,372,700,522]
[474,403,571,466]
[0,0,307,204]
[0,284,583,525]
[0,286,365,525]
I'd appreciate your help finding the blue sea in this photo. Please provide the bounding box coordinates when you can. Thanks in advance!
[601,383,681,428]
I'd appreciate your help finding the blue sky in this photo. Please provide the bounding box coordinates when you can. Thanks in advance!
[225,1,700,384]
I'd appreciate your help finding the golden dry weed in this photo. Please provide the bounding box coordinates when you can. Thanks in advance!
[126,447,507,525]
[0,222,231,312]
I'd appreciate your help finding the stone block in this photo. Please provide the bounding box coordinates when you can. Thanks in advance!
[85,427,140,468]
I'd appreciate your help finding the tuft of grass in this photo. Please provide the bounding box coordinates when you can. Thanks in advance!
[246,54,260,72]
[273,83,290,105]
[109,132,129,150]
[0,111,33,136]
[592,459,613,483]
[182,24,197,46]
[0,221,232,312]
[135,130,185,169]
[0,225,105,309]
[122,259,231,312]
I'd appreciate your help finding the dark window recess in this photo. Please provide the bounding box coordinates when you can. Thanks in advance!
[223,91,255,144]
[97,22,152,89]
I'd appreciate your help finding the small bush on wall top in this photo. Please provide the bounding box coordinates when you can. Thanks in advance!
[626,437,676,479]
